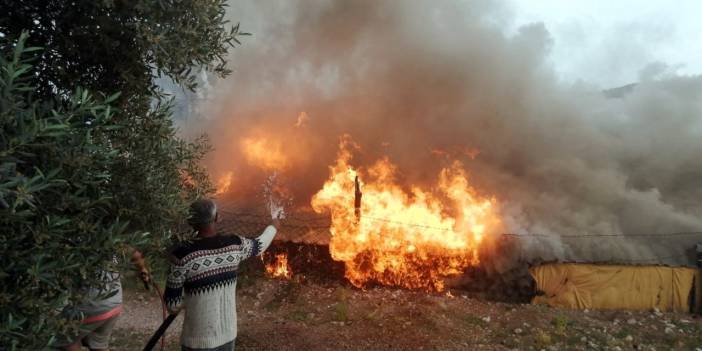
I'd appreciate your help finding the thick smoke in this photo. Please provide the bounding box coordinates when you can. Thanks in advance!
[186,0,702,265]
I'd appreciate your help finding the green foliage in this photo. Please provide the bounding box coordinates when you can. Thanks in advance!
[0,1,249,98]
[0,1,248,349]
[0,33,137,350]
[552,314,569,335]
[534,328,552,347]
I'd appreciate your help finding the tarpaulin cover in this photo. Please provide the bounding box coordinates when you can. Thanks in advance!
[530,263,697,312]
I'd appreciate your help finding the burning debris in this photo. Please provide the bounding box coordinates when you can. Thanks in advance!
[215,171,233,195]
[264,252,293,279]
[311,136,501,291]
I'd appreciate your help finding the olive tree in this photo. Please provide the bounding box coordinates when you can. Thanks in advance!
[0,1,248,348]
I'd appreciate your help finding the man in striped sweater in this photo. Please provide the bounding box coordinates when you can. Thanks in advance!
[165,199,279,351]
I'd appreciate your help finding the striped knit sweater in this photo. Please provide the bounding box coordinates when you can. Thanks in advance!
[165,226,277,349]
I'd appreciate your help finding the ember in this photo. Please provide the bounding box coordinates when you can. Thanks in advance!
[312,135,500,291]
[265,252,292,279]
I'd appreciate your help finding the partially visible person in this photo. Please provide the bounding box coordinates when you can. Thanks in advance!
[53,248,151,351]
[165,199,279,351]
[53,263,123,351]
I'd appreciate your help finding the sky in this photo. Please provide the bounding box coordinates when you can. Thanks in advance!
[508,0,702,88]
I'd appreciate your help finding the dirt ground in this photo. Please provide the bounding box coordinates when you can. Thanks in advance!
[112,269,702,351]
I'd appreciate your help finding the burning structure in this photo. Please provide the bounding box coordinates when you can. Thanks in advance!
[215,131,702,311]
[183,1,702,312]
[310,135,500,291]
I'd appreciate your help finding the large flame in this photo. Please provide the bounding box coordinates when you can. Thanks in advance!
[312,135,500,291]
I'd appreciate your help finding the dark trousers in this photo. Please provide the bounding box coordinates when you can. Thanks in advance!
[182,339,235,351]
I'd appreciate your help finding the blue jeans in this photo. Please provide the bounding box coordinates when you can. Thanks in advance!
[182,340,235,351]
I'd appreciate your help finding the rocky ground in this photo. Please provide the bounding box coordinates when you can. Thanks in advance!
[112,268,702,351]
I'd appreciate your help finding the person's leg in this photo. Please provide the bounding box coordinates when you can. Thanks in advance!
[54,326,90,351]
[215,340,234,351]
[62,340,83,351]
[83,315,119,351]
[181,340,235,351]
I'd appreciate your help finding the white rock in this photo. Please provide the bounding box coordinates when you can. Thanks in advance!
[514,328,523,334]
[627,318,637,325]
[580,336,587,343]
[664,327,673,334]
[481,316,491,323]
[624,335,633,342]
[653,308,663,317]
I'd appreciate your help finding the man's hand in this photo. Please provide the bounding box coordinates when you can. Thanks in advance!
[272,218,281,230]
[131,250,151,289]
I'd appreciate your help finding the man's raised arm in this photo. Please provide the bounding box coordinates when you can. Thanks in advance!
[259,219,281,253]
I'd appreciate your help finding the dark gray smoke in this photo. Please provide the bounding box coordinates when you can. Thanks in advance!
[184,0,702,265]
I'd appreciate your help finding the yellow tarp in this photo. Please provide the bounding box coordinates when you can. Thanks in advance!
[530,263,697,312]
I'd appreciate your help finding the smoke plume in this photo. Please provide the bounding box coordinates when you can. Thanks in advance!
[184,0,702,265]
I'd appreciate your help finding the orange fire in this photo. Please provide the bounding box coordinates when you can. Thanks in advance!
[312,135,500,291]
[265,253,292,279]
[240,135,289,170]
[215,171,233,195]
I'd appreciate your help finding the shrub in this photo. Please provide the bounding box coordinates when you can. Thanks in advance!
[0,1,249,348]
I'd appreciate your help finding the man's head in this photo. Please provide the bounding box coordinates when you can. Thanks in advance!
[188,198,218,233]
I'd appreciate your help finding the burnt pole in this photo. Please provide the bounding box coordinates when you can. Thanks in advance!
[354,175,362,222]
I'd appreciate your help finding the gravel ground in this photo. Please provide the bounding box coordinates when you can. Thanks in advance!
[111,271,702,351]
